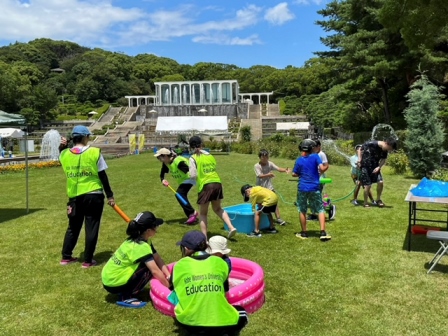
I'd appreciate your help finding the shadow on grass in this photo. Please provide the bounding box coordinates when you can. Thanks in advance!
[402,230,440,253]
[104,286,152,304]
[78,250,113,265]
[0,208,45,224]
[424,261,448,274]
[165,218,189,225]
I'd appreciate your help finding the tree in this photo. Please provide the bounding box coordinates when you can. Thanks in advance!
[404,74,444,177]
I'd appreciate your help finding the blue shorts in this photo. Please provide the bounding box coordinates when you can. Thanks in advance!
[297,191,324,214]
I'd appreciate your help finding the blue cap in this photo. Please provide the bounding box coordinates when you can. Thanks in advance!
[176,230,207,251]
[72,125,91,137]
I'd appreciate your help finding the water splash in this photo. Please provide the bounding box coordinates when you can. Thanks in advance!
[40,129,61,161]
[371,123,398,141]
[322,139,351,163]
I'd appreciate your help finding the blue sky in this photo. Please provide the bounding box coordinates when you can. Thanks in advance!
[0,0,331,69]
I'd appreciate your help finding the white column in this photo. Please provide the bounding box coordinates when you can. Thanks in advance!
[229,83,233,104]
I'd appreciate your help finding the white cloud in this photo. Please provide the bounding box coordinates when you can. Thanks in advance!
[264,3,295,26]
[0,1,266,48]
[192,34,261,46]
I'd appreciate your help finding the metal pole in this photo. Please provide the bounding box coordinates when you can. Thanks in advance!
[25,124,29,213]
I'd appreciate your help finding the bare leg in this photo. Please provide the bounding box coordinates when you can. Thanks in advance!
[353,182,361,200]
[211,200,235,231]
[254,211,261,232]
[318,212,326,231]
[266,213,275,229]
[364,185,371,205]
[299,212,307,232]
[376,181,384,201]
[199,203,209,238]
[275,205,281,220]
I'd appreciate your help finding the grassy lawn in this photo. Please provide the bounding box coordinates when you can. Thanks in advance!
[1,152,448,336]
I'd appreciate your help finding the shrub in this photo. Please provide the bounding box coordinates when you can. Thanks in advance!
[239,126,251,142]
[432,169,448,181]
[386,149,409,174]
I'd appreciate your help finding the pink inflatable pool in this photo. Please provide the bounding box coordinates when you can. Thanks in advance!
[150,257,265,316]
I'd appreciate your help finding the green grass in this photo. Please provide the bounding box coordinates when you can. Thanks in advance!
[1,152,447,336]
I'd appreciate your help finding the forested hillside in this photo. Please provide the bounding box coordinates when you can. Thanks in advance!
[0,0,447,132]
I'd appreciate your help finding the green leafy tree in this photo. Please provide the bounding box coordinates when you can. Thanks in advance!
[404,74,444,177]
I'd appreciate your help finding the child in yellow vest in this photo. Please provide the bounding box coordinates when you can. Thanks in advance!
[154,148,198,224]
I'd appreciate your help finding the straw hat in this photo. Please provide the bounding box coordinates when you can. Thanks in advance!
[206,236,231,255]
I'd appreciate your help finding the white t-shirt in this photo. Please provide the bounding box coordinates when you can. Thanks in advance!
[254,161,279,190]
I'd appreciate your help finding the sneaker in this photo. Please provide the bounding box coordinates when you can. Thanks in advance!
[247,231,262,238]
[295,231,308,239]
[351,200,359,206]
[329,205,336,220]
[276,218,286,226]
[227,228,237,239]
[81,260,97,269]
[185,211,198,225]
[307,214,318,221]
[60,257,78,265]
[320,231,332,241]
[264,227,278,234]
[371,200,378,206]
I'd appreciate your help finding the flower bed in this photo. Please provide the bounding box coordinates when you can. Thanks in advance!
[0,161,61,173]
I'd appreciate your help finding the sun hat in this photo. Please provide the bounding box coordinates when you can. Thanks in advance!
[154,148,171,157]
[134,211,164,229]
[71,125,92,137]
[241,184,252,202]
[176,230,207,251]
[206,236,231,255]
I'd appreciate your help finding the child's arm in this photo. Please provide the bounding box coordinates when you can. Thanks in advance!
[188,157,198,180]
[271,161,290,174]
[145,259,170,287]
[153,252,171,279]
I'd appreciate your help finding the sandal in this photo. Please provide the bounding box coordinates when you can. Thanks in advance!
[364,204,370,208]
[116,298,147,308]
[376,200,385,208]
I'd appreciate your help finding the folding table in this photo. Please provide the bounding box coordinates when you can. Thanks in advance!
[404,184,448,252]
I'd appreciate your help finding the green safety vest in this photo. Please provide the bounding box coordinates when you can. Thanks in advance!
[192,153,221,192]
[169,156,190,185]
[60,147,102,198]
[102,239,153,287]
[172,255,239,327]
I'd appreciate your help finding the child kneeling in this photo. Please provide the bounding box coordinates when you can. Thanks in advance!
[241,184,279,237]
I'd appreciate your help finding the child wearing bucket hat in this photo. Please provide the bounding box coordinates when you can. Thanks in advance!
[206,235,232,271]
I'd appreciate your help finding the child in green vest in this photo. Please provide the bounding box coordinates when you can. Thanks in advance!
[102,211,171,308]
[188,136,237,239]
[171,230,248,335]
[154,147,198,224]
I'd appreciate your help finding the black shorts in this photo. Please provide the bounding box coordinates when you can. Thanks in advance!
[197,183,223,204]
[360,168,383,186]
[257,204,277,213]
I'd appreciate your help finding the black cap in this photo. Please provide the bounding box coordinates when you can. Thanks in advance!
[189,136,202,149]
[241,184,252,202]
[176,230,207,251]
[134,211,164,229]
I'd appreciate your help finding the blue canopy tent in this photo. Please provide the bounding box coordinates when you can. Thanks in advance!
[0,111,30,213]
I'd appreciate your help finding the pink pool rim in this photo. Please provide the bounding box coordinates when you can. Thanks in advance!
[149,257,265,316]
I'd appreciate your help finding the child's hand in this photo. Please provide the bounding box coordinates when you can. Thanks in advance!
[162,179,169,187]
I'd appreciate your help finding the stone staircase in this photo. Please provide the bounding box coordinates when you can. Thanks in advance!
[261,115,308,138]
